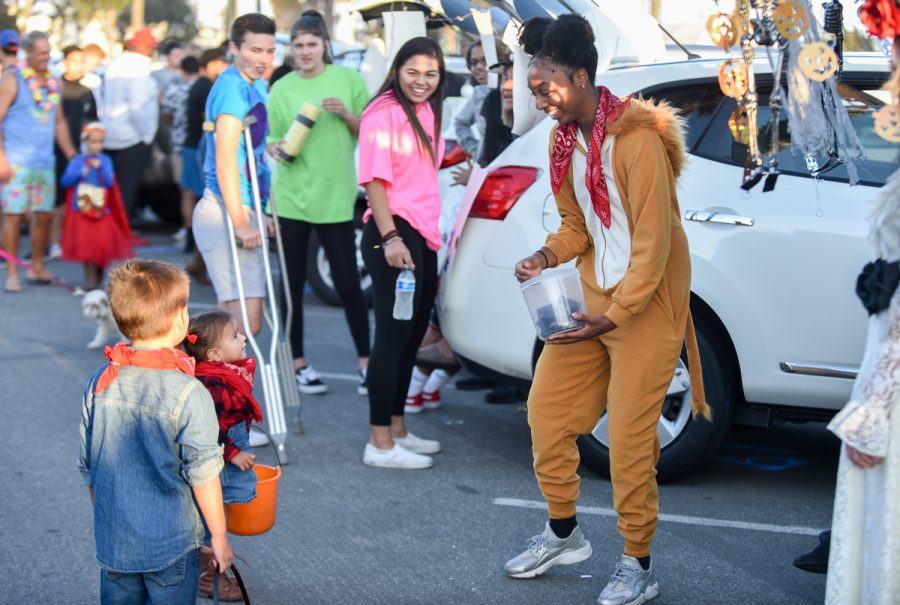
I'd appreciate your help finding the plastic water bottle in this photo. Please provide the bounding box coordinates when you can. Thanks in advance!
[393,267,416,321]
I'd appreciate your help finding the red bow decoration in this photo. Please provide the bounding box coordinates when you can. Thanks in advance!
[550,86,628,229]
[95,343,196,393]
[186,333,198,344]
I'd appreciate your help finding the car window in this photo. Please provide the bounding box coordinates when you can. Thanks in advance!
[642,82,725,150]
[694,75,894,187]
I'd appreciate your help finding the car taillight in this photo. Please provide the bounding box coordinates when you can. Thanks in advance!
[440,144,468,169]
[469,167,539,221]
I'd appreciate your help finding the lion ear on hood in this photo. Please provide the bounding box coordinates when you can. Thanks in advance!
[607,97,688,181]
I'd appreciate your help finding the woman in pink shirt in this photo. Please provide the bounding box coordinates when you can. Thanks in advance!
[358,37,446,470]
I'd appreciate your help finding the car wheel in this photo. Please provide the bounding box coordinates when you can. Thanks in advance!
[575,312,734,482]
[306,221,374,307]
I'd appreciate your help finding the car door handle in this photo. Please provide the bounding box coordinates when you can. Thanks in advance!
[684,210,755,227]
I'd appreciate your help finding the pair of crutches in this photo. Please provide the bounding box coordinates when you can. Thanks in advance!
[219,115,303,464]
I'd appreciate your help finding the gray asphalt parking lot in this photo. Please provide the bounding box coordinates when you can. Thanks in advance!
[0,234,838,604]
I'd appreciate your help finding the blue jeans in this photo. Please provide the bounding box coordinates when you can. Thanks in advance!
[100,549,200,604]
[221,423,257,505]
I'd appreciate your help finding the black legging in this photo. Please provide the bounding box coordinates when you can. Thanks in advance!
[279,217,371,359]
[361,217,437,426]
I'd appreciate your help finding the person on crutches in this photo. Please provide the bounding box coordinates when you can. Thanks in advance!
[191,14,285,601]
[193,13,276,336]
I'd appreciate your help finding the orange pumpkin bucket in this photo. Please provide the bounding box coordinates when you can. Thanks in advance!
[226,427,283,536]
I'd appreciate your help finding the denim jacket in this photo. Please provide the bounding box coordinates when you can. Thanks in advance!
[78,363,224,573]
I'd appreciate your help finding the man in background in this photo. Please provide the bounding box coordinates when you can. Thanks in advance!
[49,45,98,259]
[102,29,159,220]
[153,40,183,95]
[162,55,198,249]
[0,32,77,291]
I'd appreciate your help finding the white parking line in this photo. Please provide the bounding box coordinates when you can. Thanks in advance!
[493,498,820,536]
[318,372,362,383]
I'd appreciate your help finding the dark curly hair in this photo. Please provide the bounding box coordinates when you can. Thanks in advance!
[518,15,598,83]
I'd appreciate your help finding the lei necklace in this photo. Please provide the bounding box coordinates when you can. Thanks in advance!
[19,65,59,113]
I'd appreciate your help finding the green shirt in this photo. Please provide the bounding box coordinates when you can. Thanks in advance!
[266,66,369,223]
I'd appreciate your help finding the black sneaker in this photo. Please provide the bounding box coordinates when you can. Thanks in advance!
[793,530,830,574]
[295,366,328,395]
[357,368,368,396]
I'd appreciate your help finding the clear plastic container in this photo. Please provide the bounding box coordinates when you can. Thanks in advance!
[520,268,587,341]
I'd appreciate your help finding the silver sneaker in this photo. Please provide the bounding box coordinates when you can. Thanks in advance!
[504,523,592,579]
[597,555,659,605]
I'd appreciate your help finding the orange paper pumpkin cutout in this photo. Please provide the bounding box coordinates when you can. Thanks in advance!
[798,42,839,82]
[707,13,739,49]
[774,1,810,40]
[873,105,900,143]
[719,60,749,99]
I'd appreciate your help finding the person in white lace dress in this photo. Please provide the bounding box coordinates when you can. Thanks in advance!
[824,157,900,603]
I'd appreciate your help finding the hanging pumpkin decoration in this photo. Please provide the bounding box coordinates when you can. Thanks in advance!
[707,12,740,49]
[873,105,900,143]
[798,42,840,81]
[773,0,810,40]
[718,59,750,98]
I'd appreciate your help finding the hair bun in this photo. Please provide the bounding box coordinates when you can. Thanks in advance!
[518,17,551,56]
[301,9,324,19]
[521,15,598,82]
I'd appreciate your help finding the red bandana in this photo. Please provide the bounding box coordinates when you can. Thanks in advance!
[550,86,629,229]
[96,343,196,393]
[194,358,263,423]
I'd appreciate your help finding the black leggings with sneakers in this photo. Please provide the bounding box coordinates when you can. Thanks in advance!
[279,217,371,359]
[361,217,437,426]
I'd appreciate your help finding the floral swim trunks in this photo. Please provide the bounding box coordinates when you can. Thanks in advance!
[0,164,55,214]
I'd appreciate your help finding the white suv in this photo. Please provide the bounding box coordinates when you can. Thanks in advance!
[437,53,894,480]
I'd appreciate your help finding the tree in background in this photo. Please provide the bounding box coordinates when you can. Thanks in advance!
[272,0,335,31]
[118,0,197,41]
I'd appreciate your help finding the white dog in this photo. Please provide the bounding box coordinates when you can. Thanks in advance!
[82,289,124,350]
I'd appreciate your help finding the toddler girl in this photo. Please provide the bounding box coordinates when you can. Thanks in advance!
[60,122,133,290]
[183,308,263,600]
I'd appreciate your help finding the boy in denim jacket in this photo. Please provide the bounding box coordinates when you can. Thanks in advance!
[78,260,233,603]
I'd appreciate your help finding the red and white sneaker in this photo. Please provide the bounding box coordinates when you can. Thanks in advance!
[405,393,424,414]
[422,390,442,410]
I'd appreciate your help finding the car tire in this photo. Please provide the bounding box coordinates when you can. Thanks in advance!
[575,311,734,483]
[306,212,374,308]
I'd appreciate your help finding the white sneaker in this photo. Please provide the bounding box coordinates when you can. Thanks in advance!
[173,227,188,242]
[47,243,63,260]
[248,427,269,447]
[363,443,433,469]
[394,432,441,455]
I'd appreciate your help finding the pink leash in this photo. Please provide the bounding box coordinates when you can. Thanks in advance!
[0,247,84,294]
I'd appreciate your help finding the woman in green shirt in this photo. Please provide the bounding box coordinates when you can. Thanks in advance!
[267,11,371,396]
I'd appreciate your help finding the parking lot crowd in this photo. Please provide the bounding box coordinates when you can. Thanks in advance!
[2,2,899,604]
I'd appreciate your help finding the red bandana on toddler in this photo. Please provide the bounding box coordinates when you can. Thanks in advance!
[95,343,196,393]
[194,358,263,423]
[549,86,629,229]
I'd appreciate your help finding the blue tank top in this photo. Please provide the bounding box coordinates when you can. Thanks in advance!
[2,69,57,169]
